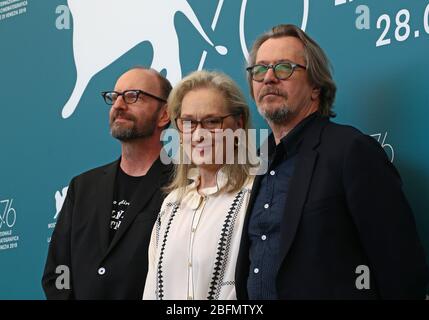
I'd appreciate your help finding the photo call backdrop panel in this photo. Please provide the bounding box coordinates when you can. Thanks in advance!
[0,0,428,299]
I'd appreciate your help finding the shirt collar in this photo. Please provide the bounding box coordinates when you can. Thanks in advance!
[268,112,320,158]
[181,167,229,210]
[186,166,229,196]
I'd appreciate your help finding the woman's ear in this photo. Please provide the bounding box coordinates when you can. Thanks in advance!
[235,113,244,129]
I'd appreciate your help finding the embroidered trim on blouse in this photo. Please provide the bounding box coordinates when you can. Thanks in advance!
[207,189,247,300]
[156,202,179,247]
[156,203,179,300]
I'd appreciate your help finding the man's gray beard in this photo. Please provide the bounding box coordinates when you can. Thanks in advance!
[110,121,156,141]
[259,106,290,125]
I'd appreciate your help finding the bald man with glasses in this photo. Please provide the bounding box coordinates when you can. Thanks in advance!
[42,67,173,299]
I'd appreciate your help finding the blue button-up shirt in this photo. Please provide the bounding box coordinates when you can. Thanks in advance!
[247,113,318,300]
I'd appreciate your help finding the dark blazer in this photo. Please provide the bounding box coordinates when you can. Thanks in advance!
[236,115,429,299]
[42,157,172,299]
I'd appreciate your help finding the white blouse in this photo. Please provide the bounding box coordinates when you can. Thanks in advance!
[143,167,254,300]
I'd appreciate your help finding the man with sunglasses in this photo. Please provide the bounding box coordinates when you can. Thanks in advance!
[235,24,428,299]
[42,67,173,299]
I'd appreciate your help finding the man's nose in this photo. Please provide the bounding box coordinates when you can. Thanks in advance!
[263,67,279,84]
[111,95,127,111]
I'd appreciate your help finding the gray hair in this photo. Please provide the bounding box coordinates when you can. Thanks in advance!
[247,24,337,117]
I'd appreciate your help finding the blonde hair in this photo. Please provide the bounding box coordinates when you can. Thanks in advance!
[165,70,254,197]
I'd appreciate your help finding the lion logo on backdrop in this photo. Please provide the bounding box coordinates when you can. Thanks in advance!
[61,0,228,119]
[60,0,309,119]
[54,186,69,219]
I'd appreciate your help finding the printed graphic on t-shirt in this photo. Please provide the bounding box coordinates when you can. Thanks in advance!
[110,199,130,231]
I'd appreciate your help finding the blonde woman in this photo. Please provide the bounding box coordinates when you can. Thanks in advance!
[143,70,255,300]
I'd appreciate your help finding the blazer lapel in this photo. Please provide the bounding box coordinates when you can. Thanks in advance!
[277,117,328,266]
[96,160,120,254]
[103,157,168,257]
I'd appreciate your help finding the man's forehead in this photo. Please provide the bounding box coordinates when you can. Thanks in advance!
[256,36,305,63]
[115,69,159,91]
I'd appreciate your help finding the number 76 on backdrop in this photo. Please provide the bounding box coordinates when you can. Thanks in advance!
[0,199,16,229]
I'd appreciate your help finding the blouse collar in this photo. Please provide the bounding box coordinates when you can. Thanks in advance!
[187,166,229,196]
[182,167,229,210]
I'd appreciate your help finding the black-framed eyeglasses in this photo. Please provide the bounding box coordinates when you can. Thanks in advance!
[175,113,240,133]
[246,62,306,82]
[101,89,167,105]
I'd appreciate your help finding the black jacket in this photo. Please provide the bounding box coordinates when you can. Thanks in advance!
[235,116,429,299]
[42,157,172,299]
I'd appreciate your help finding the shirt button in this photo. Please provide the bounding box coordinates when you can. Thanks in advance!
[261,235,267,241]
[264,203,269,209]
[254,268,259,274]
[270,170,275,176]
[98,267,106,275]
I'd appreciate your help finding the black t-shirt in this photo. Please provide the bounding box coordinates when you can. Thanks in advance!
[109,166,146,242]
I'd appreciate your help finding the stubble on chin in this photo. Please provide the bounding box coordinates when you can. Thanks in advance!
[110,122,136,141]
[259,105,290,124]
[257,95,291,125]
